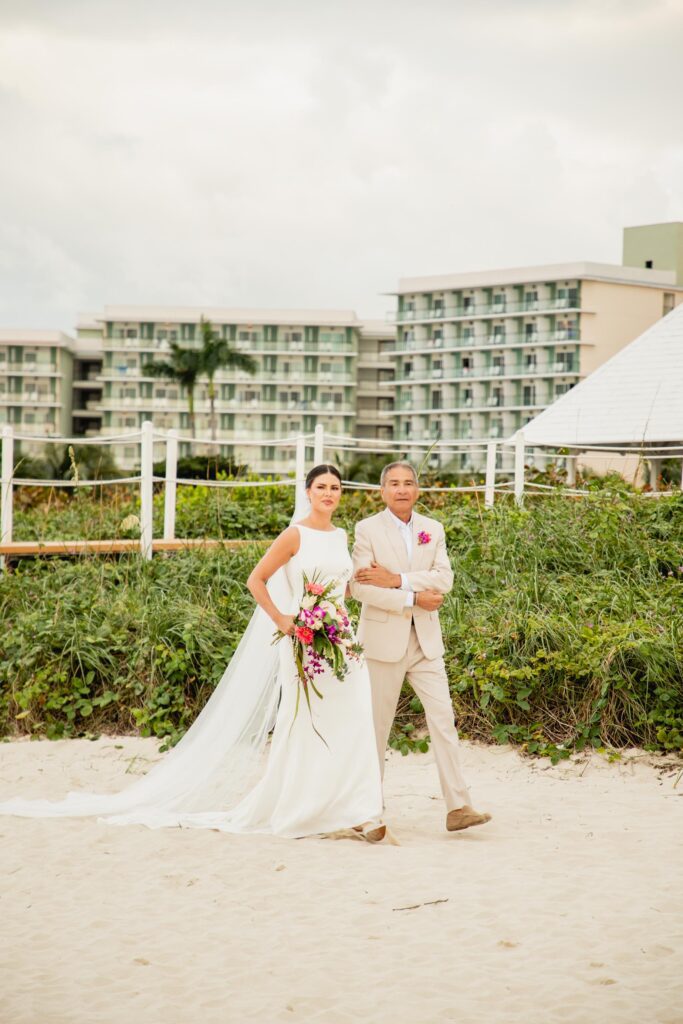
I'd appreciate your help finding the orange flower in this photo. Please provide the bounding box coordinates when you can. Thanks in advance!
[295,625,315,645]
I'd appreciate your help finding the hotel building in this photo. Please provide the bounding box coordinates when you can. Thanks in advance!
[387,261,683,471]
[0,330,74,457]
[76,306,390,471]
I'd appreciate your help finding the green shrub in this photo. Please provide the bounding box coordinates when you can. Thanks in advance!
[2,489,682,758]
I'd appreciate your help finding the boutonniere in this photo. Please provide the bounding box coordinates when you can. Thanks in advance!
[417,531,432,545]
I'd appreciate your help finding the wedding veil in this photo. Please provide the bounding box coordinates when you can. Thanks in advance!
[0,484,310,829]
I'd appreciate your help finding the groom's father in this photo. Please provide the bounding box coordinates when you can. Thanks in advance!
[350,462,490,833]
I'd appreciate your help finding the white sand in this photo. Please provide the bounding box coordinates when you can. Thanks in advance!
[1,737,682,1024]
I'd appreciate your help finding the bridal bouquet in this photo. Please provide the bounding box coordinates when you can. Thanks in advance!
[273,571,364,743]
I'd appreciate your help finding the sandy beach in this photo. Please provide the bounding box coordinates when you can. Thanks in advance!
[1,737,682,1024]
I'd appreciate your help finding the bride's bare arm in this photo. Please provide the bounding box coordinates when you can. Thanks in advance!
[247,527,301,634]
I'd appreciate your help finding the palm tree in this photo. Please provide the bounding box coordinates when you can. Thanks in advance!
[199,317,258,440]
[143,342,202,438]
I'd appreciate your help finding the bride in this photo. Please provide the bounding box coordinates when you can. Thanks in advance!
[0,465,390,844]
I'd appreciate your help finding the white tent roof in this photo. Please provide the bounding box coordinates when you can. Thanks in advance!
[516,302,683,446]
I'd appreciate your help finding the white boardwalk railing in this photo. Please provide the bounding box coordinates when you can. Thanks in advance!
[1,422,682,564]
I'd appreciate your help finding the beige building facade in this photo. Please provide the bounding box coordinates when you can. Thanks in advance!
[386,261,683,472]
[623,222,683,285]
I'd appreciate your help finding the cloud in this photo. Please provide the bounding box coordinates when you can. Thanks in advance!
[0,0,682,330]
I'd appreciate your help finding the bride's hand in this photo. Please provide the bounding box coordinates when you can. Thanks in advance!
[275,614,296,636]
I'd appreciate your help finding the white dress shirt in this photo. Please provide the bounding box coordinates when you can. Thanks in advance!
[388,509,415,608]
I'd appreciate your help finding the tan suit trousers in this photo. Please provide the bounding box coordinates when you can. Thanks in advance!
[367,625,471,812]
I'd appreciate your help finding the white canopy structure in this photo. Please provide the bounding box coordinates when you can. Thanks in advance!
[513,302,683,487]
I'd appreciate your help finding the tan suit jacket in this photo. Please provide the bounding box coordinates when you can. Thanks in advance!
[350,508,453,663]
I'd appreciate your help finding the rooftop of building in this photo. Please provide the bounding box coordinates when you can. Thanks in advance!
[358,319,395,338]
[80,305,363,328]
[0,329,75,348]
[392,261,681,295]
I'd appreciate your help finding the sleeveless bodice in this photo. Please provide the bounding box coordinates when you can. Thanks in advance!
[284,525,352,612]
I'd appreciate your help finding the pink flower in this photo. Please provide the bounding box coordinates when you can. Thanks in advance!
[417,531,432,545]
[295,626,314,645]
[306,582,325,595]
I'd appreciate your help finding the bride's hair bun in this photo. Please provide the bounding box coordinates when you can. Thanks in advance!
[305,464,342,489]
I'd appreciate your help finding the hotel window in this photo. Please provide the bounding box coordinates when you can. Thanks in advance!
[491,356,505,375]
[493,293,506,312]
[557,286,578,307]
[404,361,413,378]
[432,328,443,345]
[461,357,472,375]
[463,295,474,312]
[664,292,675,315]
[432,297,444,315]
[493,325,505,343]
[524,322,538,340]
[523,384,536,406]
[462,388,473,407]
[432,391,442,409]
[463,325,474,343]
[432,359,443,377]
[525,353,537,371]
[524,290,539,310]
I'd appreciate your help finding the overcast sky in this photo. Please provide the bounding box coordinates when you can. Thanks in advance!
[1,0,682,331]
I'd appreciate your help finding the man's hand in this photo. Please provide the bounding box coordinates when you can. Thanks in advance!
[415,590,444,611]
[354,562,401,589]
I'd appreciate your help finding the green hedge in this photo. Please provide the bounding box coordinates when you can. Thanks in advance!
[2,490,682,760]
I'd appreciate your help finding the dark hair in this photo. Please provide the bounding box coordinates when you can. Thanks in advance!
[305,464,342,490]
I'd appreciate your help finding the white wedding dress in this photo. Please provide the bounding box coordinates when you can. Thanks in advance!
[187,525,383,837]
[0,523,383,839]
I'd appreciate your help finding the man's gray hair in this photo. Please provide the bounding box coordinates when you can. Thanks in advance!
[380,461,419,486]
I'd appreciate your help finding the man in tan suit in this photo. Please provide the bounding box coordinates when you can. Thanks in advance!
[350,462,491,832]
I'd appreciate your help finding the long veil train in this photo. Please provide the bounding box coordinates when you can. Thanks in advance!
[0,485,309,829]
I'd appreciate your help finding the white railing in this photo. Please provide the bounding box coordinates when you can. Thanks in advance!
[1,422,682,565]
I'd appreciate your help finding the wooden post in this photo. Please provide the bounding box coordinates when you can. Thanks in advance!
[514,433,525,506]
[140,421,154,560]
[314,423,324,465]
[163,429,178,541]
[566,452,577,487]
[484,441,496,508]
[1,425,14,569]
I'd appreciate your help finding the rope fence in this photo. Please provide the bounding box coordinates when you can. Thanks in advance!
[1,421,682,563]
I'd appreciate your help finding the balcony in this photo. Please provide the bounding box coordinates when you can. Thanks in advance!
[0,361,59,375]
[388,329,579,355]
[391,362,579,384]
[392,296,579,323]
[0,392,59,405]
